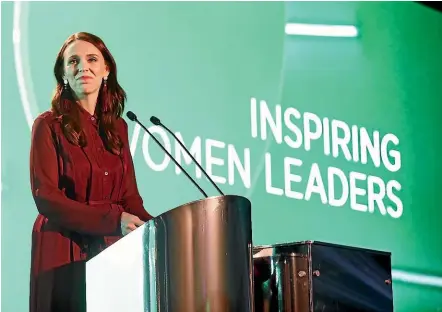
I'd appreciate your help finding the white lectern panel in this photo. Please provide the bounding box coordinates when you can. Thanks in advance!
[86,225,147,312]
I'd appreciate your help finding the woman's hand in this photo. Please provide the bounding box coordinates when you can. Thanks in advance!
[120,212,145,236]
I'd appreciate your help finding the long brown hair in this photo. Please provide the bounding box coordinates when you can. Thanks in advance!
[51,32,126,155]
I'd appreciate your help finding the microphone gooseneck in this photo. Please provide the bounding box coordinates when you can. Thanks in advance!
[126,111,208,198]
[150,115,225,196]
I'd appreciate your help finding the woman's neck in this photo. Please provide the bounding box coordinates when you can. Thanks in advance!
[76,92,99,115]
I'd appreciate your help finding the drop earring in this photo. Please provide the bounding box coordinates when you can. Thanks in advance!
[103,76,108,87]
[61,77,70,112]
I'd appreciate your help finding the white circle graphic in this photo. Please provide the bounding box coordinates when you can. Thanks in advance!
[13,1,39,131]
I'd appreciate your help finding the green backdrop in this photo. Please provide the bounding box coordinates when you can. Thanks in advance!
[2,1,442,311]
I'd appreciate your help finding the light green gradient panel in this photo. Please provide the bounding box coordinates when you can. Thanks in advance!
[2,2,285,312]
[22,1,286,208]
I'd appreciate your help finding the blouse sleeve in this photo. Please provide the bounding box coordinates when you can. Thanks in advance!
[120,119,154,222]
[30,116,123,235]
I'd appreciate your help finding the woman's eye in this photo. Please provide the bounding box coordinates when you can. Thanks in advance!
[88,58,97,62]
[68,59,77,64]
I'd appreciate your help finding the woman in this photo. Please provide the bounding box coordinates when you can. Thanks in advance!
[29,32,153,312]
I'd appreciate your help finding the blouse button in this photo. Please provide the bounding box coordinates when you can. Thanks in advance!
[91,117,95,121]
[104,171,109,176]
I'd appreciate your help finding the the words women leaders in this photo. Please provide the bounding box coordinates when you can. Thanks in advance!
[29,32,153,312]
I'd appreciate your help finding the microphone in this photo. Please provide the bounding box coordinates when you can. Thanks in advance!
[150,115,225,196]
[126,111,208,198]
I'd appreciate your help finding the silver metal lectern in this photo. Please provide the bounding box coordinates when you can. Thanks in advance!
[86,195,253,312]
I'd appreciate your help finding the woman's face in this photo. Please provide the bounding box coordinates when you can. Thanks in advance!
[63,40,109,97]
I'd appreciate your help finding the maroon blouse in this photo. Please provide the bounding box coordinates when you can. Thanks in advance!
[29,106,153,312]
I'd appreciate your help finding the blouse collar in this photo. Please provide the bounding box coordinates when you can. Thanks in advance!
[77,103,98,127]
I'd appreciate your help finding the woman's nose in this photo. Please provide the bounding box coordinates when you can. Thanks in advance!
[77,60,90,72]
